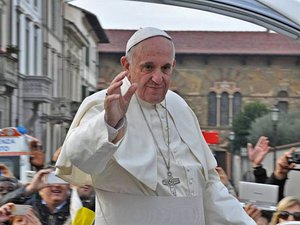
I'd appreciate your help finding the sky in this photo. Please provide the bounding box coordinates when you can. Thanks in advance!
[70,0,266,31]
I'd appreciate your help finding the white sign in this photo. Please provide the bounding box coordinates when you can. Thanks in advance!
[0,136,29,153]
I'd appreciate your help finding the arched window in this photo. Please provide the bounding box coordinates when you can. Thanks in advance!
[220,92,229,126]
[233,92,242,120]
[277,91,289,113]
[208,92,217,126]
[277,90,288,98]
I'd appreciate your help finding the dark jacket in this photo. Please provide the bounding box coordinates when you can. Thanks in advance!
[25,193,70,225]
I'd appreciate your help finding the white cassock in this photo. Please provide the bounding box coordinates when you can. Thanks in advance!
[56,77,256,225]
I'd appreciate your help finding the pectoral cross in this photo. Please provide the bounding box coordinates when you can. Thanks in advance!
[162,171,180,196]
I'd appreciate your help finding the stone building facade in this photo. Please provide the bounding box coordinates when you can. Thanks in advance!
[98,29,300,143]
[0,0,108,163]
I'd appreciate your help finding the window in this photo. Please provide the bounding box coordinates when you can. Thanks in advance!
[85,46,90,67]
[0,8,2,47]
[26,18,30,75]
[208,92,217,126]
[277,90,289,113]
[52,0,56,31]
[278,90,288,97]
[207,90,242,127]
[43,44,48,76]
[0,111,2,128]
[57,54,62,96]
[220,92,229,126]
[34,26,39,75]
[82,85,87,101]
[278,101,288,113]
[233,92,242,119]
[16,10,20,52]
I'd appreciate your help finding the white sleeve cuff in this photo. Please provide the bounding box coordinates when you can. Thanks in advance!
[106,117,126,142]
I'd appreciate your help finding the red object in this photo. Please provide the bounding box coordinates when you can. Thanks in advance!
[202,131,219,144]
[0,127,22,137]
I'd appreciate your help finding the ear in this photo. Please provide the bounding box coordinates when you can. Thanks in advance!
[172,59,176,68]
[120,56,130,71]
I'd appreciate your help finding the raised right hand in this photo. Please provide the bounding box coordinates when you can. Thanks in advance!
[104,71,137,128]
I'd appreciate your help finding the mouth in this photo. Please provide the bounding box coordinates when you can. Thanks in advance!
[51,189,62,195]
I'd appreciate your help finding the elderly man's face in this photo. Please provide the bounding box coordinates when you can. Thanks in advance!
[39,184,70,207]
[124,36,175,104]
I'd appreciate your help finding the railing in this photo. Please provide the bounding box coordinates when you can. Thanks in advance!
[23,76,53,103]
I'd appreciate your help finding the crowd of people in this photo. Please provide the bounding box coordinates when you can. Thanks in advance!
[0,27,299,225]
[218,136,300,225]
[0,138,299,225]
[0,146,95,225]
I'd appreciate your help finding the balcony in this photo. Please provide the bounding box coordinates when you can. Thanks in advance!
[23,76,53,103]
[40,97,79,124]
[0,52,18,92]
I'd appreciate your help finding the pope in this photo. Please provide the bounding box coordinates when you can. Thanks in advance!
[56,27,256,225]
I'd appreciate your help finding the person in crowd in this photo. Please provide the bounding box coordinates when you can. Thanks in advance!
[248,136,297,201]
[215,166,269,225]
[29,140,45,171]
[49,146,62,166]
[0,168,70,225]
[76,185,95,211]
[270,196,300,225]
[55,27,255,225]
[0,168,51,206]
[0,177,20,199]
[0,165,14,178]
[0,202,41,225]
[247,136,270,183]
[244,203,270,225]
[216,166,237,197]
[23,169,70,225]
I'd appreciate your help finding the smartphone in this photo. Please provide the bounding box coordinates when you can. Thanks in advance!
[47,171,68,184]
[11,205,32,216]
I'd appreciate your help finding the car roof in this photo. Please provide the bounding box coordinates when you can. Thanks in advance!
[130,0,300,42]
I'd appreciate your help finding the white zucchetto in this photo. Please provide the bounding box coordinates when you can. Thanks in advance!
[126,27,172,54]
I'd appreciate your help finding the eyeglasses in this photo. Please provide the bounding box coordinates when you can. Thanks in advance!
[278,211,300,221]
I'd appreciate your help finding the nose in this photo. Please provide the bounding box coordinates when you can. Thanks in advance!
[151,70,163,84]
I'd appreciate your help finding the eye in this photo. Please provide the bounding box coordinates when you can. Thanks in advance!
[161,64,172,74]
[142,63,154,72]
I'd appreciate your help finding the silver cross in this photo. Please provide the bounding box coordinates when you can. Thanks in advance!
[162,171,180,196]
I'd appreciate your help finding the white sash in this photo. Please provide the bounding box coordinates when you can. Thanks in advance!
[95,191,205,225]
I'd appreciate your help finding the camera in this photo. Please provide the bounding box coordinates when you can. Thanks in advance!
[288,151,300,164]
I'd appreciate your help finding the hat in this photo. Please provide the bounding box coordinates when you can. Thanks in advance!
[126,27,172,54]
